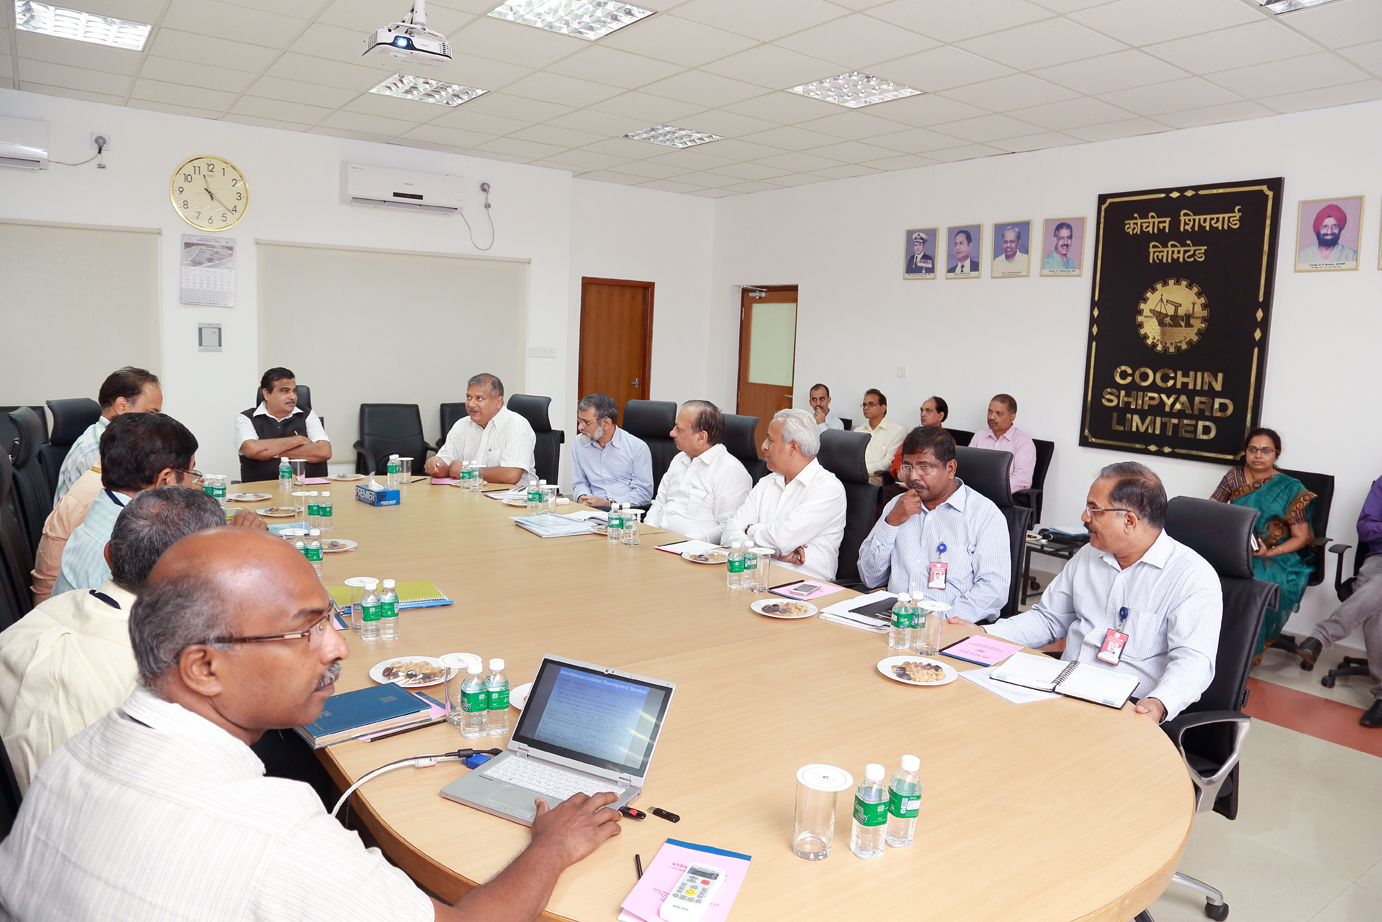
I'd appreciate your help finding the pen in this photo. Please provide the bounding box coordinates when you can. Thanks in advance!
[767,580,800,591]
[360,717,445,742]
[650,807,680,823]
[635,854,643,879]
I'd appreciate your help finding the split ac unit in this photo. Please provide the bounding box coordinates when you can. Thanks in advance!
[0,116,49,170]
[340,163,463,214]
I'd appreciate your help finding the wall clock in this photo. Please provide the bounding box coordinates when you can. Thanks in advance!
[170,155,248,230]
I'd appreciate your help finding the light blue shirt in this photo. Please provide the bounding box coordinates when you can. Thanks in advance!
[571,427,654,507]
[53,488,125,594]
[54,417,108,503]
[857,480,1011,623]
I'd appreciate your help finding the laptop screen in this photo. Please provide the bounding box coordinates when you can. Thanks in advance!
[511,658,674,778]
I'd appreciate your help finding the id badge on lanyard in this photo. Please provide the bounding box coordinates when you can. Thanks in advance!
[1098,606,1131,666]
[927,542,948,591]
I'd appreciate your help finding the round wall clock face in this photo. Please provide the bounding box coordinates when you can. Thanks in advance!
[170,156,248,230]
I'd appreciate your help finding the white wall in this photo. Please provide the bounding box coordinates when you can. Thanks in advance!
[709,99,1382,642]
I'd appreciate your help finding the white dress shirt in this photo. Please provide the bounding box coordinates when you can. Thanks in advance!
[0,581,138,792]
[816,412,844,433]
[723,458,846,581]
[435,405,536,477]
[0,686,435,922]
[857,482,1011,623]
[645,444,753,544]
[571,427,654,507]
[234,403,328,454]
[857,416,906,485]
[993,530,1222,720]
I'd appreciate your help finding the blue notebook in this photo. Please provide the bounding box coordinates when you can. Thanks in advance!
[296,684,432,748]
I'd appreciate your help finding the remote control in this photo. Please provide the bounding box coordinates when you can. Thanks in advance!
[658,863,724,922]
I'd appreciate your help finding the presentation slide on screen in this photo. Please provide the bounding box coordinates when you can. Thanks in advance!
[534,668,651,764]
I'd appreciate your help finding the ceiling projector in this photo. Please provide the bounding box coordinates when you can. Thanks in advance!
[363,0,451,67]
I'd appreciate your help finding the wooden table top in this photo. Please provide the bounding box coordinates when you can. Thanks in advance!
[246,479,1194,922]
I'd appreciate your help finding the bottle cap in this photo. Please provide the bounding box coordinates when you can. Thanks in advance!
[489,658,505,671]
[900,754,920,772]
[382,578,395,588]
[322,491,330,497]
[864,763,885,783]
[310,491,318,496]
[467,662,482,675]
[538,479,547,486]
[309,528,320,536]
[390,454,399,459]
[897,593,911,603]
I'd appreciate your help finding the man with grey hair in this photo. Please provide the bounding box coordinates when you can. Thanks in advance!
[723,408,846,581]
[427,372,536,484]
[983,462,1222,723]
[0,487,227,792]
[570,392,653,509]
[0,529,623,921]
[646,400,752,543]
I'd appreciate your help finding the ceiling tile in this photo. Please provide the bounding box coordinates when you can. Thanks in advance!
[161,0,307,49]
[1152,100,1274,129]
[316,109,416,136]
[776,14,939,69]
[1145,21,1323,75]
[812,163,881,179]
[547,108,651,135]
[806,139,903,161]
[589,89,707,122]
[880,45,1017,93]
[678,108,781,137]
[1258,78,1382,115]
[640,178,710,193]
[928,113,1044,142]
[445,16,585,70]
[390,137,465,154]
[316,0,475,35]
[865,125,971,153]
[794,109,911,140]
[289,22,364,60]
[1064,117,1172,142]
[643,70,767,107]
[1032,50,1187,95]
[307,125,397,145]
[342,91,442,119]
[1068,0,1263,47]
[1097,77,1241,117]
[429,56,534,91]
[988,131,1079,152]
[941,73,1080,110]
[429,0,507,13]
[126,99,224,119]
[580,136,673,159]
[503,71,623,107]
[19,83,125,105]
[1283,0,1382,48]
[643,147,736,170]
[957,18,1127,71]
[246,75,359,108]
[400,124,498,148]
[700,45,840,91]
[130,77,235,109]
[861,92,988,127]
[607,159,693,179]
[570,169,636,183]
[19,59,133,94]
[696,138,787,160]
[674,171,740,188]
[768,173,829,188]
[739,124,843,151]
[721,89,841,123]
[1209,51,1367,98]
[219,0,322,18]
[867,0,1053,44]
[76,0,165,21]
[263,53,386,91]
[599,15,757,67]
[1029,0,1110,11]
[857,152,938,170]
[671,0,845,43]
[721,180,786,193]
[15,32,144,75]
[510,124,608,148]
[147,29,282,72]
[925,142,1004,163]
[752,150,845,171]
[1019,96,1135,130]
[139,56,257,93]
[706,162,793,182]
[1339,40,1382,77]
[429,107,531,135]
[688,188,737,198]
[536,148,629,170]
[545,46,686,89]
[460,93,575,122]
[0,58,11,83]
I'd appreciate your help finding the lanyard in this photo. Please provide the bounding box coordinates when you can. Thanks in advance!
[104,489,127,508]
[90,590,121,610]
[1117,606,1130,632]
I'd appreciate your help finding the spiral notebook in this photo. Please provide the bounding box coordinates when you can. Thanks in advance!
[327,579,453,610]
[989,652,1139,709]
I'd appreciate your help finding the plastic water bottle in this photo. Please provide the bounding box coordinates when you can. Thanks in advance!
[387,454,400,486]
[741,540,758,588]
[886,755,923,848]
[305,529,323,579]
[526,478,542,516]
[459,663,487,739]
[536,479,549,513]
[318,491,332,531]
[360,580,381,642]
[307,491,320,529]
[380,578,399,640]
[466,459,482,492]
[607,503,624,545]
[850,763,888,860]
[889,593,914,650]
[278,457,292,492]
[727,540,745,589]
[485,658,510,736]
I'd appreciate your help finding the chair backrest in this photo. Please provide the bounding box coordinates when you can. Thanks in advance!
[7,407,52,552]
[1277,467,1334,588]
[621,400,678,493]
[0,452,35,629]
[839,417,853,431]
[507,394,563,485]
[439,402,467,442]
[954,446,1027,617]
[44,398,100,496]
[947,428,975,447]
[1025,438,1056,520]
[355,404,428,476]
[817,430,880,587]
[250,384,312,414]
[722,414,767,485]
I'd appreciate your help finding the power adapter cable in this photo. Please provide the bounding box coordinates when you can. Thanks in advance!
[52,137,105,168]
[331,747,501,818]
[461,181,495,251]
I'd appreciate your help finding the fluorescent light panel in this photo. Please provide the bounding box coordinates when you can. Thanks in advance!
[13,0,151,50]
[788,72,922,109]
[488,0,655,41]
[370,73,488,108]
[1260,0,1343,10]
[622,125,725,149]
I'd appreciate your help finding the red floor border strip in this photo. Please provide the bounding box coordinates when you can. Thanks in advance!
[1243,677,1382,757]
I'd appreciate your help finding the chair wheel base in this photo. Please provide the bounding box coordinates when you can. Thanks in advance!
[1205,900,1229,920]
[1322,675,1336,688]
[1301,661,1314,671]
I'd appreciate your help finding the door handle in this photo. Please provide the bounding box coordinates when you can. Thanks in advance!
[631,378,641,388]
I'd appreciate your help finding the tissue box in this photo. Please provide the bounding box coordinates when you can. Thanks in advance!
[355,484,400,507]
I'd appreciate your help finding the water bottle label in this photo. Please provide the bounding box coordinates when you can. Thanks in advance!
[891,607,908,629]
[462,689,487,712]
[320,505,332,518]
[609,515,623,530]
[853,796,888,827]
[361,602,381,622]
[743,555,756,570]
[888,789,920,819]
[728,558,743,574]
[461,468,475,480]
[380,600,397,620]
[306,547,322,562]
[212,484,226,499]
[308,502,320,516]
[388,459,399,472]
[489,687,510,710]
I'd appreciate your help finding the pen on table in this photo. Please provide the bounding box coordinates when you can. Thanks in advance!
[650,807,680,823]
[766,580,800,591]
[410,475,427,483]
[360,717,445,742]
[634,854,642,879]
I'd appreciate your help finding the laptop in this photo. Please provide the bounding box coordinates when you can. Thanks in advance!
[441,654,676,826]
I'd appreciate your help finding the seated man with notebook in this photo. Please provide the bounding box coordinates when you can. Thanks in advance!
[0,529,622,922]
[985,462,1222,723]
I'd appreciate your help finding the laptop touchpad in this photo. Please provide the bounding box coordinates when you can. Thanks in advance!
[484,786,538,821]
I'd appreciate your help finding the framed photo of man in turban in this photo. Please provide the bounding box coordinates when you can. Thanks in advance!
[1295,196,1362,272]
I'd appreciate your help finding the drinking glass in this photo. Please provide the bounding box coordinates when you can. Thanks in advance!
[793,764,854,860]
[621,509,642,546]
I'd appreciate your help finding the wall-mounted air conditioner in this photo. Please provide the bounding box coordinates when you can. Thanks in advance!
[0,116,49,170]
[341,162,464,214]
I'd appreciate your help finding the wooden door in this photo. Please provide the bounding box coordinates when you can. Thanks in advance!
[578,278,654,415]
[736,286,798,453]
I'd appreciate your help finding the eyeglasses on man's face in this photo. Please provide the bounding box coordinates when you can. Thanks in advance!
[899,461,943,476]
[202,611,334,650]
[1084,505,1131,517]
[861,401,881,409]
[175,469,205,487]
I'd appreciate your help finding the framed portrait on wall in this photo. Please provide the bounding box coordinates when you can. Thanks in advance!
[991,220,1031,278]
[1294,196,1362,272]
[1039,217,1085,277]
[903,227,937,279]
[945,224,982,279]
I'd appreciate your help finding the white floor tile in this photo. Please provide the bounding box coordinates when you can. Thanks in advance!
[1355,855,1382,890]
[1308,881,1382,922]
[1240,717,1296,764]
[1249,731,1382,802]
[1228,766,1382,879]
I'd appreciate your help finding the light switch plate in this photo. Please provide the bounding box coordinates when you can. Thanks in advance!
[198,323,222,352]
[528,346,557,358]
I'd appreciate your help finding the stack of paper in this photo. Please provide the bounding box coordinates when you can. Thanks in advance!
[655,539,720,555]
[512,513,599,538]
[486,485,529,501]
[818,590,896,633]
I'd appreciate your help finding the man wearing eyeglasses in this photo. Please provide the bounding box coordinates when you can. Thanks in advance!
[0,529,624,922]
[984,462,1222,723]
[570,392,653,509]
[857,389,906,486]
[858,427,1010,623]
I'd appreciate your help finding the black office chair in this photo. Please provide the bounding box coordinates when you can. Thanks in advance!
[1144,496,1279,922]
[622,400,678,493]
[437,402,467,452]
[0,452,35,629]
[1315,536,1374,689]
[0,408,45,492]
[354,404,431,476]
[839,417,853,431]
[1013,438,1055,593]
[947,428,975,448]
[953,446,1027,620]
[818,429,879,589]
[7,407,53,553]
[0,723,21,840]
[44,398,101,497]
[250,384,312,415]
[1264,468,1333,665]
[507,394,564,486]
[723,414,766,485]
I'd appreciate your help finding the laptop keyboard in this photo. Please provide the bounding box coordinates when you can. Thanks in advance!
[483,757,622,803]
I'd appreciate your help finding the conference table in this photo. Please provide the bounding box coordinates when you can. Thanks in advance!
[246,477,1194,922]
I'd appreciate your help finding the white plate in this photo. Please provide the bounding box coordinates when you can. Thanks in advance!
[256,506,299,517]
[682,549,728,565]
[877,656,958,687]
[751,599,818,619]
[227,492,271,502]
[329,473,365,481]
[321,539,357,553]
[370,656,451,688]
[502,497,529,507]
[510,682,532,711]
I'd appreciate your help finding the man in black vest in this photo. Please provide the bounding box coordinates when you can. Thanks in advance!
[236,367,331,483]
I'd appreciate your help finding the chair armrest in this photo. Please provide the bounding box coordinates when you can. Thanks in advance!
[353,441,377,477]
[1331,542,1355,589]
[1012,487,1041,510]
[1161,710,1251,814]
[1308,536,1330,548]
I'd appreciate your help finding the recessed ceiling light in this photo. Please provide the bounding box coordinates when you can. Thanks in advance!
[488,0,655,41]
[1259,0,1342,11]
[13,0,151,51]
[787,72,923,109]
[370,73,488,108]
[621,125,725,149]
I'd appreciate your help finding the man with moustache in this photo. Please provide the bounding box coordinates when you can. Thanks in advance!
[427,373,536,484]
[809,383,844,433]
[905,230,934,277]
[1297,203,1357,267]
[968,394,1036,493]
[991,225,1028,277]
[948,228,979,276]
[645,400,752,544]
[1041,221,1077,273]
[570,392,653,509]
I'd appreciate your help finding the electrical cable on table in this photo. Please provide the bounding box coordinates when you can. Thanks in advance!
[332,747,501,818]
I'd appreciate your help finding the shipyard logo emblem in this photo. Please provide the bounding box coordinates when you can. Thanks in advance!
[1136,279,1207,354]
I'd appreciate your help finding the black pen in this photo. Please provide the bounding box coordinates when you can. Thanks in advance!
[360,717,445,742]
[634,854,643,879]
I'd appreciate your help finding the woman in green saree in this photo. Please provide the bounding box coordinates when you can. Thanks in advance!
[1210,428,1316,662]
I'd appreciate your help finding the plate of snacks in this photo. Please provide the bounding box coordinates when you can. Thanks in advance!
[751,599,817,620]
[329,473,365,482]
[877,656,957,687]
[370,656,451,688]
[255,506,299,517]
[683,548,729,565]
[227,492,272,502]
[321,539,357,553]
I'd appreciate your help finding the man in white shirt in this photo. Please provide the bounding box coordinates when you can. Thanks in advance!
[984,462,1222,723]
[857,389,905,486]
[0,528,622,921]
[0,486,227,792]
[968,393,1037,492]
[235,367,331,483]
[571,393,653,509]
[809,383,843,433]
[723,409,846,581]
[426,373,536,485]
[991,225,1029,277]
[53,366,162,502]
[645,401,752,544]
